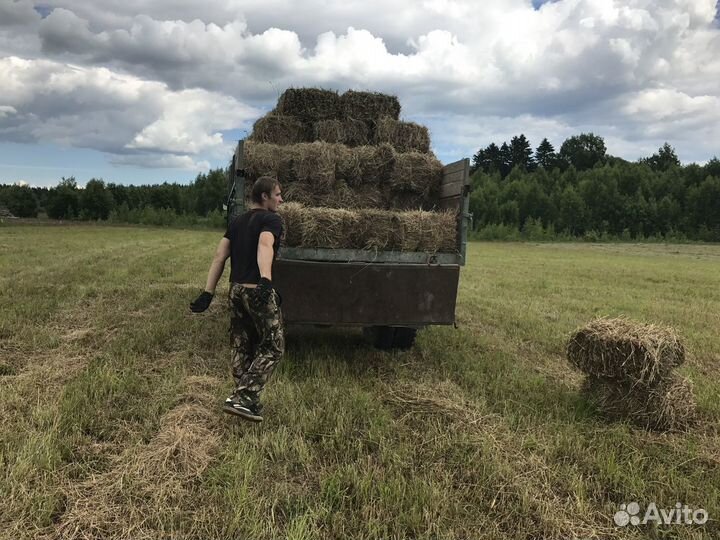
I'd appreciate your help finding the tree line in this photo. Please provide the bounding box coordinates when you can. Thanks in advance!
[2,134,719,241]
[470,134,720,241]
[0,169,229,227]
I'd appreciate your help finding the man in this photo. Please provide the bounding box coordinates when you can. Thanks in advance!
[189,176,284,423]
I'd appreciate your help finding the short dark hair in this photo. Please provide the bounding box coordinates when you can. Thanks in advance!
[251,176,280,204]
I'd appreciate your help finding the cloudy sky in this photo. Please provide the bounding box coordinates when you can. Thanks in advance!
[1,0,719,186]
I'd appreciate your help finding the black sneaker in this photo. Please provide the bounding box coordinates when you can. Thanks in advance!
[223,397,263,422]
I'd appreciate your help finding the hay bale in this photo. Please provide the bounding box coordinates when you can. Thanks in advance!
[278,202,304,247]
[313,119,345,143]
[277,88,341,121]
[348,183,385,209]
[244,142,336,191]
[344,117,371,146]
[250,114,308,145]
[299,207,360,249]
[281,182,314,206]
[354,209,404,250]
[341,90,401,121]
[276,204,457,252]
[244,141,297,182]
[389,151,443,195]
[340,143,395,186]
[567,317,685,385]
[375,117,431,153]
[398,209,457,252]
[582,374,697,432]
[281,180,376,209]
[292,142,337,192]
[386,190,431,211]
[334,144,362,185]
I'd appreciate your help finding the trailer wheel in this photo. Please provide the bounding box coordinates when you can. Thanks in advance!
[392,327,417,350]
[364,326,417,351]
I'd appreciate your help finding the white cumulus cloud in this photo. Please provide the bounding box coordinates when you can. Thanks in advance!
[0,0,719,170]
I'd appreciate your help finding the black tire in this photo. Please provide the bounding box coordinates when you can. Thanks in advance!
[392,327,417,350]
[364,326,417,351]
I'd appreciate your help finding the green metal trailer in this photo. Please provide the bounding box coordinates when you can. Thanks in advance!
[226,140,471,350]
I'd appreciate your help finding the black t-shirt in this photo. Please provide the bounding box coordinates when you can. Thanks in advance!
[224,208,283,284]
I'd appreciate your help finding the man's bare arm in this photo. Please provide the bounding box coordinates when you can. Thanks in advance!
[257,231,275,280]
[204,237,231,293]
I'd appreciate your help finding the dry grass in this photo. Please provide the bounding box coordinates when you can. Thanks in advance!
[52,376,223,540]
[567,317,685,385]
[2,228,719,540]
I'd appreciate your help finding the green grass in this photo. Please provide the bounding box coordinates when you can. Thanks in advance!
[1,225,719,539]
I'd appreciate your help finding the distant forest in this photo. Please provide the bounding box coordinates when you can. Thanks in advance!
[0,169,228,228]
[1,133,719,240]
[469,134,720,241]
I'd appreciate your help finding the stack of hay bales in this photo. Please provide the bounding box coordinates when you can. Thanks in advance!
[244,88,454,252]
[567,317,696,432]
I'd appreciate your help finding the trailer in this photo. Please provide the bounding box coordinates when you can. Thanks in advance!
[226,140,471,350]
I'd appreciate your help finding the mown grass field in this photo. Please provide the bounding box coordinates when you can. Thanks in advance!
[1,224,719,540]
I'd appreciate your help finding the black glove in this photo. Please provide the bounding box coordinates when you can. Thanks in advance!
[254,277,273,305]
[190,291,214,313]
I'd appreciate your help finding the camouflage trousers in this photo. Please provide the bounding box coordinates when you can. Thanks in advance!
[228,282,285,402]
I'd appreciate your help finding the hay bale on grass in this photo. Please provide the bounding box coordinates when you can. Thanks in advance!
[341,90,401,121]
[277,87,341,121]
[567,317,685,385]
[250,114,307,145]
[375,117,431,153]
[582,374,697,432]
[389,151,443,195]
[313,119,345,143]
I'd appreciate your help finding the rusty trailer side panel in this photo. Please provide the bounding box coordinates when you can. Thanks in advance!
[273,259,460,326]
